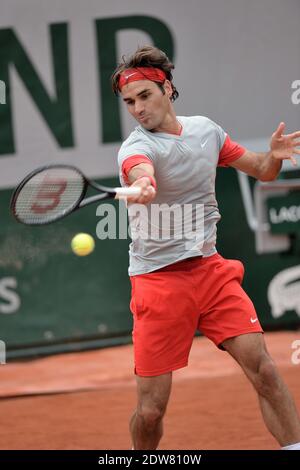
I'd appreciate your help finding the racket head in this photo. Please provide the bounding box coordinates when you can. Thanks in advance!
[10,165,88,225]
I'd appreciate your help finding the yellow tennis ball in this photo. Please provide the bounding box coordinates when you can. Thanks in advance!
[71,233,95,256]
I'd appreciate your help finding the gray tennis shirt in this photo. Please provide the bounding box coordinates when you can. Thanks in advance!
[118,116,227,276]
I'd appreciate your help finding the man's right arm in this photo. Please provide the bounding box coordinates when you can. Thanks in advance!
[126,163,157,204]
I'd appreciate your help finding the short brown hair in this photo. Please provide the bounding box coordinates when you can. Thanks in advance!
[111,45,179,102]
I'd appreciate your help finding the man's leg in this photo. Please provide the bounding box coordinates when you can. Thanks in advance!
[222,333,300,446]
[130,372,172,450]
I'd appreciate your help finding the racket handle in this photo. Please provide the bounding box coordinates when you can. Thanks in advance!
[114,187,141,196]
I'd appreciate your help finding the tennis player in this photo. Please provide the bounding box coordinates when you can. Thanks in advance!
[112,45,300,450]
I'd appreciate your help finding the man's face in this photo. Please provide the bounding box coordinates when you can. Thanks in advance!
[121,80,172,131]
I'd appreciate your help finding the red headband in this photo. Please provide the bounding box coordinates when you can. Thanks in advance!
[118,67,166,91]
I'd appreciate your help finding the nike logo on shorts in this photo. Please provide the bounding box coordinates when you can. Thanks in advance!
[250,317,258,323]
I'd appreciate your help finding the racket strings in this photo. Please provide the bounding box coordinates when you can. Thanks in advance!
[13,168,85,224]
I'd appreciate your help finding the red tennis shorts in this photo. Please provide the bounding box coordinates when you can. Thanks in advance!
[129,253,263,377]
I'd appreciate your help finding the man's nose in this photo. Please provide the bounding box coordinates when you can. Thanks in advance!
[135,101,145,115]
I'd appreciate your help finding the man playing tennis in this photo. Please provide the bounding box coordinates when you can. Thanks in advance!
[112,45,300,450]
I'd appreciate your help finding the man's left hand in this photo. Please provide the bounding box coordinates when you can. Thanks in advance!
[270,122,300,166]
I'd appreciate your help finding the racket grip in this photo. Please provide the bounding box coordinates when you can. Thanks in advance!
[114,187,142,196]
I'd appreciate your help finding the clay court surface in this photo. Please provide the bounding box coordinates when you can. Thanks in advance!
[0,331,299,450]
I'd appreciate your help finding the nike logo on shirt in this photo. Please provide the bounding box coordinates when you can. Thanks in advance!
[250,317,258,323]
[200,139,208,149]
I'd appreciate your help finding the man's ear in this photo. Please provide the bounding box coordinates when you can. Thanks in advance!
[164,80,173,99]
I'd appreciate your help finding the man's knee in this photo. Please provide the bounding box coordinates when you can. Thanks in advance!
[252,354,282,397]
[135,373,172,427]
[137,402,166,428]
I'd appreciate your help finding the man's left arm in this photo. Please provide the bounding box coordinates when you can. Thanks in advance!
[229,122,300,181]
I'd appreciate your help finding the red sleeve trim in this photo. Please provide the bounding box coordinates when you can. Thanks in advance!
[121,154,153,184]
[218,135,246,167]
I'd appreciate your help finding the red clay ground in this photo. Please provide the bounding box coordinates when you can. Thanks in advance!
[0,331,299,450]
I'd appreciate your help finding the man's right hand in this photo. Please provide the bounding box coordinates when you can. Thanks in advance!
[126,176,156,204]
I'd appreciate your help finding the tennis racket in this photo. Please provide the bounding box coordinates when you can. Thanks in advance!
[10,164,141,225]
